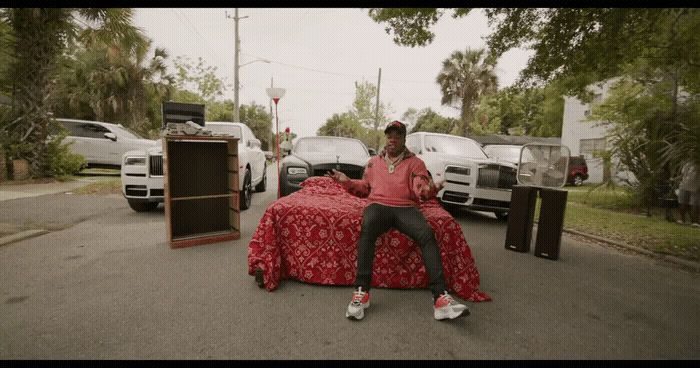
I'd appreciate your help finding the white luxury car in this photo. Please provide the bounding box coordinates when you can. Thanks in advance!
[56,118,158,167]
[406,132,518,220]
[121,122,267,212]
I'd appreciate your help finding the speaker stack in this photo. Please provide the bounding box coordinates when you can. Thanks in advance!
[504,186,568,260]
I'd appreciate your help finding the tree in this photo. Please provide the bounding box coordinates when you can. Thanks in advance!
[589,78,683,213]
[471,96,503,136]
[54,36,174,136]
[400,107,419,132]
[240,103,273,151]
[436,47,498,136]
[409,108,458,134]
[173,56,230,102]
[350,80,392,149]
[369,8,700,96]
[0,8,143,177]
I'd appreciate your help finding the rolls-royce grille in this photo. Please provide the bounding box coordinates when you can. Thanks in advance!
[149,155,163,176]
[476,165,517,190]
[312,164,364,179]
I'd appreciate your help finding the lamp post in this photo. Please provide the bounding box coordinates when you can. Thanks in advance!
[234,58,270,122]
[266,87,286,198]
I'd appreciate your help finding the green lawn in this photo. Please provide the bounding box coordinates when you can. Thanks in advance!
[534,186,700,262]
[72,178,122,195]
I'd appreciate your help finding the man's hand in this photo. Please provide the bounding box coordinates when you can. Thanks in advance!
[326,169,349,184]
[418,180,445,201]
[433,180,445,193]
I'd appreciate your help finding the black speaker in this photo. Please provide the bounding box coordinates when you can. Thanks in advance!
[505,185,538,252]
[534,188,568,260]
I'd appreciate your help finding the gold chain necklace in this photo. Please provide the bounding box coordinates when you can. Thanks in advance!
[385,151,405,174]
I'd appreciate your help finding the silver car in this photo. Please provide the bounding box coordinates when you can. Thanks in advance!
[56,118,157,167]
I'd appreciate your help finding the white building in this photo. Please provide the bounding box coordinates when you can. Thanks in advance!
[560,78,633,184]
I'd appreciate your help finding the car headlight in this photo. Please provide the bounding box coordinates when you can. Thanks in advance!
[287,167,308,175]
[124,156,146,166]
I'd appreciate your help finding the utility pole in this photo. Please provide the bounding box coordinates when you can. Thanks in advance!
[227,9,248,123]
[374,67,382,128]
[374,67,382,149]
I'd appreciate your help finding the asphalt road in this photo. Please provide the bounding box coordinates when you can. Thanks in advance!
[0,166,698,359]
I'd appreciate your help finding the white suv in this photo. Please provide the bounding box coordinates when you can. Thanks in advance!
[121,122,267,212]
[406,132,518,220]
[56,118,158,167]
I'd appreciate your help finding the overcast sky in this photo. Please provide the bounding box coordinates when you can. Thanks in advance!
[133,8,533,139]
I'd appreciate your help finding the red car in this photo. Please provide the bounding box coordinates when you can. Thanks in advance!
[567,155,589,186]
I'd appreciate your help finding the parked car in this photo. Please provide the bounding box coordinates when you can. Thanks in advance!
[406,132,518,220]
[567,155,589,186]
[483,144,589,187]
[279,136,371,197]
[483,144,523,166]
[55,118,158,167]
[121,122,267,212]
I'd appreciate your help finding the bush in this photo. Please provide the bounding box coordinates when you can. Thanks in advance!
[45,131,86,179]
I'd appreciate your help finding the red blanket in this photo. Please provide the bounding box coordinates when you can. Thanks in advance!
[248,176,491,302]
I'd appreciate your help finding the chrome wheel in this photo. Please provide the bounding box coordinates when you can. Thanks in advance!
[240,169,252,210]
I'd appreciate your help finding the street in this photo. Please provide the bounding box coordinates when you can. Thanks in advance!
[0,166,698,359]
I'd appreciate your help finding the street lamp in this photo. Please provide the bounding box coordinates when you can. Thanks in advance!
[266,87,286,199]
[234,58,271,122]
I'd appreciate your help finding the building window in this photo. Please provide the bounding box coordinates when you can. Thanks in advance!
[580,138,606,158]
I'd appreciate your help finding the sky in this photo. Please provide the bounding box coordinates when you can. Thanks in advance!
[133,8,533,139]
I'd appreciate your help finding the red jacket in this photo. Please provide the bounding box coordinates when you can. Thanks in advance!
[342,148,438,207]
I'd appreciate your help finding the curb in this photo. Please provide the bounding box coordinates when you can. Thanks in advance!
[561,227,700,271]
[0,229,49,247]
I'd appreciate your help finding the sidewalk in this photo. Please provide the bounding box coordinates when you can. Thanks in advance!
[0,177,106,201]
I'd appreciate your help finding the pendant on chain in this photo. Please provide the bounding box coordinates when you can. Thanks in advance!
[388,164,395,173]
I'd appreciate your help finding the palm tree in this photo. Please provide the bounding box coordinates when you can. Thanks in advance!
[1,8,143,177]
[436,47,498,136]
[107,39,174,133]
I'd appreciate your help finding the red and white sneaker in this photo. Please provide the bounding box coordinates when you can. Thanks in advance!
[345,287,370,320]
[434,291,469,320]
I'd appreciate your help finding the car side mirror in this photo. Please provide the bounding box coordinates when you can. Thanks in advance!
[104,132,117,141]
[248,138,261,148]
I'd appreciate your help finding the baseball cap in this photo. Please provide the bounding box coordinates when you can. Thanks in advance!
[384,120,407,135]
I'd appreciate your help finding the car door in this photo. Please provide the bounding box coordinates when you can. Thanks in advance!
[57,121,92,162]
[80,122,116,165]
[243,125,265,184]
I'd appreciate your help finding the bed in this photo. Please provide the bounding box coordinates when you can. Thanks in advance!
[247,176,491,302]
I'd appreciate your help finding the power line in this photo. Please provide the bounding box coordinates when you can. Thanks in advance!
[170,9,228,67]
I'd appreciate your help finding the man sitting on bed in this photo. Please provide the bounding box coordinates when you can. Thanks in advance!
[327,120,469,321]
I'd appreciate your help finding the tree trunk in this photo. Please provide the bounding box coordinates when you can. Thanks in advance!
[9,9,70,177]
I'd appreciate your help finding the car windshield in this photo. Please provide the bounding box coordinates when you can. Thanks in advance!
[110,125,145,140]
[485,146,521,162]
[294,137,369,157]
[423,135,487,159]
[206,124,242,139]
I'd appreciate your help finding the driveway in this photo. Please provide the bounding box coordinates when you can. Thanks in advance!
[0,167,698,359]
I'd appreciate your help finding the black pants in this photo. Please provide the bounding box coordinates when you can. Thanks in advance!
[355,203,447,299]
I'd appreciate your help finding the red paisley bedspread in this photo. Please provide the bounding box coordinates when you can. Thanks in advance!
[247,176,491,302]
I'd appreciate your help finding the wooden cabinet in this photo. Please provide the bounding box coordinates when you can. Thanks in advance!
[163,135,240,248]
